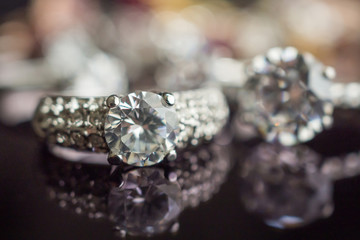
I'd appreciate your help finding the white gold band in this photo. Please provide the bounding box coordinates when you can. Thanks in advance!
[32,87,228,155]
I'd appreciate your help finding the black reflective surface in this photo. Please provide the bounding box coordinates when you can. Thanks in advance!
[39,139,232,237]
[2,119,360,240]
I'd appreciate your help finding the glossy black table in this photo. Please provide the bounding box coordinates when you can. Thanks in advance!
[2,113,360,240]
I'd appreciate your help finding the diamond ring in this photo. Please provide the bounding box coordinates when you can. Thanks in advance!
[32,87,229,166]
[211,47,342,145]
[236,46,335,145]
[223,47,360,146]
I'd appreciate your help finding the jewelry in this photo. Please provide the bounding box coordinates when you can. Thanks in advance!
[33,87,229,166]
[42,141,231,237]
[216,46,352,146]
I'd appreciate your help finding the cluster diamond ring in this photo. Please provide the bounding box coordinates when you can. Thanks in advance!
[32,87,229,166]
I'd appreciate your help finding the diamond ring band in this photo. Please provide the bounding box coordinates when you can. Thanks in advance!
[32,87,229,166]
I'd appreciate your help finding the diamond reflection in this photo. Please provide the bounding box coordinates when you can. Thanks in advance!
[108,168,182,236]
[239,143,334,229]
[41,141,231,237]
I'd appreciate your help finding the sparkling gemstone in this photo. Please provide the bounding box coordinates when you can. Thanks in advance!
[108,168,182,236]
[104,91,179,166]
[240,143,334,229]
[238,47,334,145]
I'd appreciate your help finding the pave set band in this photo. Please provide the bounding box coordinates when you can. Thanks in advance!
[32,87,229,166]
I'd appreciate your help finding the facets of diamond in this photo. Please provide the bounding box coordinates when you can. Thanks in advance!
[238,47,334,145]
[239,143,334,229]
[108,168,182,237]
[104,91,180,166]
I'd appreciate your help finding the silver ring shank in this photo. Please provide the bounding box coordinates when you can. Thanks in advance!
[32,88,229,153]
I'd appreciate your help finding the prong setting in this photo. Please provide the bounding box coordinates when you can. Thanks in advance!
[108,152,123,165]
[323,66,336,80]
[167,150,177,161]
[162,93,175,106]
[106,95,120,108]
[110,166,125,188]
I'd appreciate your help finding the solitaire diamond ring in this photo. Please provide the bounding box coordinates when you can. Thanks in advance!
[32,87,228,166]
[213,47,340,146]
[237,46,335,145]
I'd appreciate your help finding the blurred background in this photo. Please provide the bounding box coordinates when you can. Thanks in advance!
[1,0,360,87]
[1,0,360,240]
[1,0,360,124]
